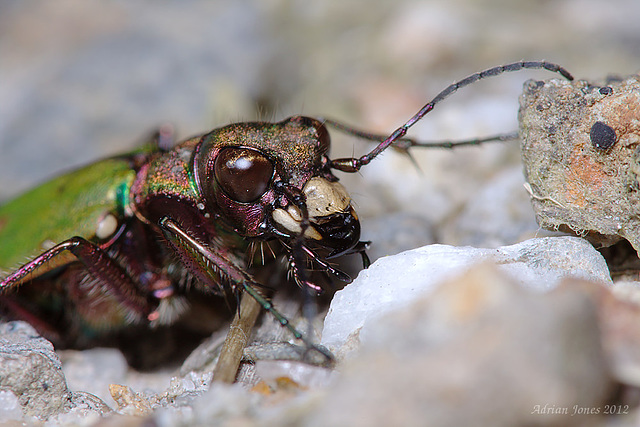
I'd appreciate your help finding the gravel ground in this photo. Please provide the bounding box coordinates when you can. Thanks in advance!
[1,0,640,425]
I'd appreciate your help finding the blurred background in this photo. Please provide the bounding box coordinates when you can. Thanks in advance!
[1,0,639,259]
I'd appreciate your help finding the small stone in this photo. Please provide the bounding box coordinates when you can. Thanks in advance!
[0,321,71,418]
[253,360,335,389]
[322,236,611,353]
[109,384,153,416]
[0,390,24,422]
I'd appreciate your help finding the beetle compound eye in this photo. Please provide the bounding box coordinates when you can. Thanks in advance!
[214,147,274,203]
[590,121,617,150]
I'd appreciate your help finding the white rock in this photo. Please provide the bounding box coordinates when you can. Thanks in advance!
[321,236,612,352]
[0,390,23,422]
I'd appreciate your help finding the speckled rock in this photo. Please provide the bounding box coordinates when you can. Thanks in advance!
[0,321,71,418]
[519,75,640,253]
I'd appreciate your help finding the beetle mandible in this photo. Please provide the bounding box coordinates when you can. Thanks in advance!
[0,61,573,363]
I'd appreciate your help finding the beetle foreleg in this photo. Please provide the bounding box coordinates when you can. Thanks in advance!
[158,217,334,365]
[158,217,252,292]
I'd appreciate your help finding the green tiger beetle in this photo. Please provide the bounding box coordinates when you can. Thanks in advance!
[0,61,573,372]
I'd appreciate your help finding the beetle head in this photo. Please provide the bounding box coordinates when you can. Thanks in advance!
[194,116,362,258]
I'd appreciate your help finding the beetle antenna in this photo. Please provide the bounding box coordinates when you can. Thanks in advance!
[322,117,520,150]
[329,60,573,173]
[322,118,519,173]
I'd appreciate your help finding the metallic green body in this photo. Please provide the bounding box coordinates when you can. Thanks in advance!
[0,158,136,272]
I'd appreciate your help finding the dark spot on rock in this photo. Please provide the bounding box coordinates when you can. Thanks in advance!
[599,87,613,95]
[590,121,617,150]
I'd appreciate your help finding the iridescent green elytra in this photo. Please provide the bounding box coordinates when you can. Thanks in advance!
[0,159,135,271]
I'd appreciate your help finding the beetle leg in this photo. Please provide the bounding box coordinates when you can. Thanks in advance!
[289,244,351,284]
[302,245,351,281]
[158,217,334,366]
[349,240,371,268]
[0,237,151,324]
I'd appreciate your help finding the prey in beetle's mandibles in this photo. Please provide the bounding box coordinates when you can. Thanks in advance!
[0,61,573,369]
